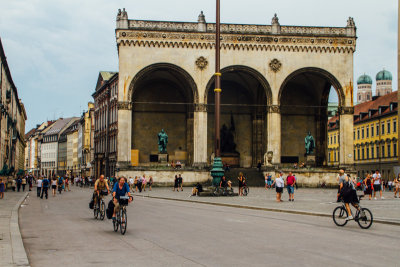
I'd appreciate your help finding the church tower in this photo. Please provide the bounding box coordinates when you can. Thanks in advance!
[357,74,373,103]
[375,69,392,97]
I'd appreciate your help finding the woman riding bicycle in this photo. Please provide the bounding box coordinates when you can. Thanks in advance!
[112,177,132,220]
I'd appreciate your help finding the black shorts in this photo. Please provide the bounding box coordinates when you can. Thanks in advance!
[52,185,57,189]
[373,184,381,191]
[276,187,283,193]
[343,190,359,204]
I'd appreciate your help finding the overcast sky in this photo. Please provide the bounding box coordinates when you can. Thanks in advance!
[0,0,397,131]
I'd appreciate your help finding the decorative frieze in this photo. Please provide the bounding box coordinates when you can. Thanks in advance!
[338,106,354,115]
[117,101,132,110]
[194,103,208,112]
[268,105,280,114]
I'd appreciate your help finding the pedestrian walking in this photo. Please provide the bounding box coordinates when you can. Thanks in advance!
[238,172,245,196]
[65,177,70,191]
[11,179,16,191]
[21,176,27,191]
[41,177,49,199]
[134,176,138,192]
[0,178,5,199]
[372,170,383,199]
[286,172,295,202]
[388,180,393,191]
[148,176,153,191]
[51,178,57,196]
[173,175,179,192]
[272,172,284,202]
[364,173,373,200]
[178,174,183,191]
[16,177,21,192]
[142,175,147,192]
[128,177,134,191]
[137,175,143,192]
[57,176,64,194]
[394,174,400,198]
[36,177,43,197]
[28,175,33,191]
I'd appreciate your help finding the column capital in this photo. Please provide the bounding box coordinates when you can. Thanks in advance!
[268,105,280,114]
[117,101,132,110]
[194,103,208,112]
[338,106,354,115]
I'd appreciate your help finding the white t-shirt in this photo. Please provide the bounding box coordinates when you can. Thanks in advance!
[372,173,381,185]
[52,180,57,186]
[275,177,285,188]
[37,179,43,187]
[129,178,134,185]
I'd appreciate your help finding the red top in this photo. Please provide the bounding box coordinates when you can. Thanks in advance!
[287,176,295,186]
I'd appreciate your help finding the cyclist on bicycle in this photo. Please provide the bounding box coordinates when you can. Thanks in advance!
[112,177,132,220]
[340,174,360,220]
[94,175,110,208]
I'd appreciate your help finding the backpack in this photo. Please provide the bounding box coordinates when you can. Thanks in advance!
[106,200,115,219]
[58,178,63,185]
[42,179,49,187]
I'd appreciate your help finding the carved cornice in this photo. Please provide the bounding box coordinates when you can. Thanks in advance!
[194,103,208,112]
[268,105,280,114]
[117,101,132,110]
[117,31,356,53]
[339,106,354,115]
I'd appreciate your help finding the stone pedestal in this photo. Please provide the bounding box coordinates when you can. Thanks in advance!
[306,155,316,167]
[158,153,168,164]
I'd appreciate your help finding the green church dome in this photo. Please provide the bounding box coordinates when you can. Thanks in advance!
[376,69,392,81]
[357,74,372,85]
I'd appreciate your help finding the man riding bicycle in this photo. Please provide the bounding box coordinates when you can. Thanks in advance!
[340,174,360,220]
[112,177,132,220]
[94,175,110,208]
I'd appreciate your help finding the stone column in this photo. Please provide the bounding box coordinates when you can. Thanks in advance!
[117,101,132,171]
[339,106,354,166]
[193,104,208,167]
[267,105,281,165]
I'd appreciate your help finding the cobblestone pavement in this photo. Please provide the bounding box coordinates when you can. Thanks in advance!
[0,190,29,267]
[19,187,400,267]
[134,187,400,223]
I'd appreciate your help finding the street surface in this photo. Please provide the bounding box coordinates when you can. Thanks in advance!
[20,187,400,267]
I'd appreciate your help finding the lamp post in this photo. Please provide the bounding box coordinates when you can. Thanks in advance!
[210,0,225,186]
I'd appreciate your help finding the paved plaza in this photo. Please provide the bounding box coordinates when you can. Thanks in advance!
[13,186,400,267]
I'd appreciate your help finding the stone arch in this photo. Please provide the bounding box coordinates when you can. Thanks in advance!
[128,63,199,104]
[278,67,345,107]
[204,65,272,106]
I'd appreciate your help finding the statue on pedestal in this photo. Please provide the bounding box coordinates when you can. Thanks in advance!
[158,129,168,154]
[305,131,315,155]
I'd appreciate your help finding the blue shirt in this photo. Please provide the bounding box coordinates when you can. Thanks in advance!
[113,182,130,200]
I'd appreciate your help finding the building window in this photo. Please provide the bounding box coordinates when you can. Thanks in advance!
[376,124,379,136]
[394,120,397,133]
[353,131,355,140]
[353,149,356,160]
[328,152,331,162]
[387,120,391,134]
[366,148,369,159]
[387,144,391,157]
[361,128,364,139]
[334,135,336,144]
[362,148,365,160]
[382,145,385,158]
[366,127,369,138]
[357,129,360,139]
[371,125,374,137]
[330,136,332,145]
[357,149,360,160]
[377,146,380,158]
[381,123,385,135]
[394,143,397,157]
[371,147,374,159]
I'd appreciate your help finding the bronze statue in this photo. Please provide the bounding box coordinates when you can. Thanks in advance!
[158,129,168,153]
[305,131,315,155]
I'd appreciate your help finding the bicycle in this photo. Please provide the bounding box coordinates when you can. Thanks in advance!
[213,186,234,197]
[113,196,131,235]
[93,190,108,220]
[332,195,373,229]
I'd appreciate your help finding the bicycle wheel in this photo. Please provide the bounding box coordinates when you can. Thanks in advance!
[113,213,119,232]
[93,205,98,219]
[120,209,127,235]
[99,200,106,220]
[357,208,373,229]
[332,206,348,226]
[243,187,248,196]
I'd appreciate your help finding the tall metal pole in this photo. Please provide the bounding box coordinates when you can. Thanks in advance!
[214,0,221,157]
[210,0,224,186]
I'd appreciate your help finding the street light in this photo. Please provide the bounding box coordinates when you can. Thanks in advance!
[210,0,225,186]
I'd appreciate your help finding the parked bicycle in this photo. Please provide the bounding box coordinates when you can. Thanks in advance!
[94,190,108,220]
[213,186,234,196]
[243,184,249,196]
[332,195,373,229]
[113,196,131,235]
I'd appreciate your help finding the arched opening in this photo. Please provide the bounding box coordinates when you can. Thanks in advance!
[206,66,271,167]
[129,64,198,165]
[279,68,344,167]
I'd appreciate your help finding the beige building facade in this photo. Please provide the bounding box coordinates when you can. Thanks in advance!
[114,10,356,180]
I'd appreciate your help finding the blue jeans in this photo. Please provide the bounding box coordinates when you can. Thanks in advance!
[287,185,294,194]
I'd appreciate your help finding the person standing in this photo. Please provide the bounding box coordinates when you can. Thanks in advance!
[372,170,383,199]
[148,176,153,191]
[36,177,43,197]
[142,175,147,192]
[272,172,284,202]
[173,175,179,192]
[28,175,33,191]
[128,177,134,191]
[11,179,16,192]
[394,174,400,198]
[178,174,183,191]
[0,178,5,199]
[41,177,49,199]
[65,177,70,191]
[16,177,22,192]
[137,175,143,193]
[364,173,373,200]
[21,176,27,192]
[51,178,57,197]
[286,172,296,202]
[238,172,245,196]
[134,176,138,192]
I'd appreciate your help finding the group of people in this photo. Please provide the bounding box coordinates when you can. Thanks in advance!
[358,170,400,200]
[128,175,153,192]
[271,171,297,202]
[173,174,183,191]
[36,176,72,199]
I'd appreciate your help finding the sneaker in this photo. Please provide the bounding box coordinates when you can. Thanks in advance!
[381,197,385,199]
[374,197,377,200]
[346,215,353,221]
